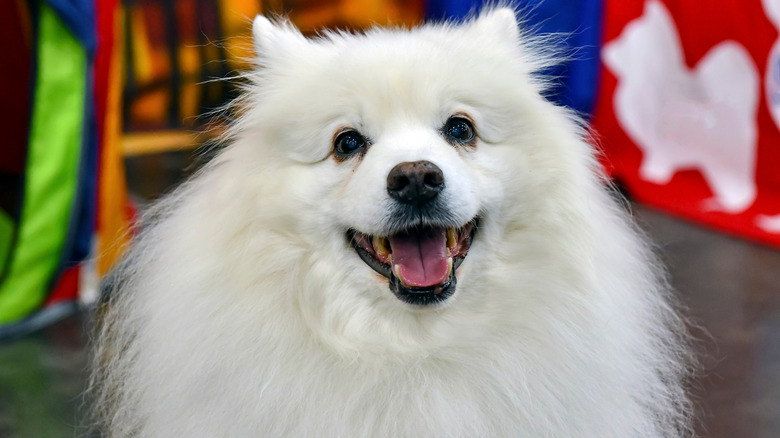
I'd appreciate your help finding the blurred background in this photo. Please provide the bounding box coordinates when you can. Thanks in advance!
[0,0,779,436]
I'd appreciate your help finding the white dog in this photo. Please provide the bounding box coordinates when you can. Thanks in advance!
[90,9,692,437]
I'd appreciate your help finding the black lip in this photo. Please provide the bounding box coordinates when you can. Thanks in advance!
[390,269,457,305]
[347,218,479,306]
[353,243,392,278]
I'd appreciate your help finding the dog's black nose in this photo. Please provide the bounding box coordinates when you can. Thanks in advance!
[387,160,444,206]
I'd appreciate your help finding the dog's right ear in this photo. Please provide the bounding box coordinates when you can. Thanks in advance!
[252,15,306,60]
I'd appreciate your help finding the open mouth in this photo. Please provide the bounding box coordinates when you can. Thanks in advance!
[347,218,478,306]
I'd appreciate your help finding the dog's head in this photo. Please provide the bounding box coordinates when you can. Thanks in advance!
[226,9,583,323]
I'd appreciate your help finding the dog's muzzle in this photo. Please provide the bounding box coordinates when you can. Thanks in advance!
[347,160,478,306]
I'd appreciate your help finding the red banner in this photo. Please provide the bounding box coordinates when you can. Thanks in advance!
[593,0,780,246]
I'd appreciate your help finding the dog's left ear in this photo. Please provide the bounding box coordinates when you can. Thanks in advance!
[470,8,520,43]
[253,15,306,61]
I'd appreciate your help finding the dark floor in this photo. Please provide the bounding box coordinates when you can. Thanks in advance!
[1,150,779,437]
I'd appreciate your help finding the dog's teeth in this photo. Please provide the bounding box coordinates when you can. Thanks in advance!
[447,227,457,249]
[446,257,453,277]
[374,236,390,256]
[393,264,405,285]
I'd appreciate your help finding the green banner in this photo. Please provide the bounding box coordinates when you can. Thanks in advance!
[0,4,85,323]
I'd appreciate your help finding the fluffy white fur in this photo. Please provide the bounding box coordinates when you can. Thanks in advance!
[90,9,692,437]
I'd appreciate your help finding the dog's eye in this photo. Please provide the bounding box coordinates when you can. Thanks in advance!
[442,116,476,145]
[334,130,367,158]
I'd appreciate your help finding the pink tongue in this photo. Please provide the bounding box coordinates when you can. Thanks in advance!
[388,228,449,288]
